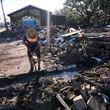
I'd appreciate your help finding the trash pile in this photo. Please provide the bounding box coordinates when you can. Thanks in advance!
[84,35,110,61]
[47,28,110,68]
[0,63,110,110]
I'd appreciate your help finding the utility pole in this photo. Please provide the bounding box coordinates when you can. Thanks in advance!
[0,0,8,31]
[47,11,50,45]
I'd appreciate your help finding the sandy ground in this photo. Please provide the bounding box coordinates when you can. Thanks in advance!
[0,37,46,78]
[0,27,6,33]
[0,40,30,77]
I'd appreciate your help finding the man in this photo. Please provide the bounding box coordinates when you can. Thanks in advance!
[23,27,41,72]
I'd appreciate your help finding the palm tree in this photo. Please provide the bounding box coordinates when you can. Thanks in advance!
[0,0,8,30]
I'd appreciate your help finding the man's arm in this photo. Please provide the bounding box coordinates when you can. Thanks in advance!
[22,34,28,46]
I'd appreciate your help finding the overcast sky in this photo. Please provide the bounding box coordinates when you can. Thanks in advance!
[0,0,65,22]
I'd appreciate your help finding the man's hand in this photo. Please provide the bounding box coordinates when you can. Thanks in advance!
[24,41,28,45]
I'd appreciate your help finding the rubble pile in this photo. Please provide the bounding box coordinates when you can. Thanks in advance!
[0,27,110,110]
[84,35,110,61]
[0,83,24,110]
[0,64,110,110]
[46,28,110,68]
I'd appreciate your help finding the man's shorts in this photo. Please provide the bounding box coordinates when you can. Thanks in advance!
[27,47,40,58]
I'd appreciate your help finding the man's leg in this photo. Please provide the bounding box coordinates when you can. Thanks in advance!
[38,57,41,71]
[35,49,41,71]
[27,50,34,72]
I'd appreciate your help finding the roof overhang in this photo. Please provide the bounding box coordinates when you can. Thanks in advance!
[8,5,51,19]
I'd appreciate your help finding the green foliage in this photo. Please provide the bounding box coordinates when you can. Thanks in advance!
[62,0,110,27]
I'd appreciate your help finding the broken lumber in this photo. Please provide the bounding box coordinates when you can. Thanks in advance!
[69,94,76,100]
[56,93,71,110]
[80,75,102,87]
[84,32,110,37]
[88,40,110,45]
[86,46,110,53]
[60,86,72,91]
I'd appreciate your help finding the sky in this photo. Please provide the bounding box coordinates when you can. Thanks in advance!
[0,0,65,22]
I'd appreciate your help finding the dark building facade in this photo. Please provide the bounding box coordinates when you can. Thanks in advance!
[51,15,65,25]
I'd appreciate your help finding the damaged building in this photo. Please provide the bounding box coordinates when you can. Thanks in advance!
[8,5,66,30]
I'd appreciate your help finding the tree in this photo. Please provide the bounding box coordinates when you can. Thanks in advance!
[65,0,102,26]
[60,7,82,26]
[99,0,110,25]
[0,0,8,30]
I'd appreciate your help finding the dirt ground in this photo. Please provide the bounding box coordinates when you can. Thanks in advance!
[0,34,46,78]
[0,39,30,77]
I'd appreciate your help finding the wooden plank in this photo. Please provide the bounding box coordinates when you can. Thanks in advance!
[56,93,71,110]
[84,32,110,37]
[87,40,110,45]
[62,31,82,37]
[86,46,110,53]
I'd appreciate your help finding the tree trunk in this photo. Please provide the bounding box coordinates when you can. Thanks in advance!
[0,0,8,31]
